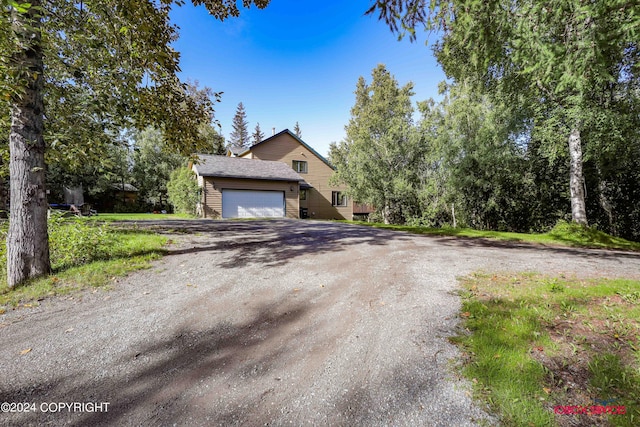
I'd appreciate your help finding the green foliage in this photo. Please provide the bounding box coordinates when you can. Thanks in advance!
[166,167,199,215]
[2,0,271,287]
[330,64,424,224]
[419,82,542,231]
[369,0,640,229]
[131,127,184,210]
[199,122,227,155]
[0,221,166,306]
[0,215,130,286]
[47,214,116,271]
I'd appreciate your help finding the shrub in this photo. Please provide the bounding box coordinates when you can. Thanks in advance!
[48,214,118,271]
[167,167,199,215]
[0,215,117,284]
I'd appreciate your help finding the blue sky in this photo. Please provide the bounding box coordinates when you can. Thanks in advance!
[170,1,444,157]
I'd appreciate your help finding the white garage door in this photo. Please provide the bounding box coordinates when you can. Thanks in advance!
[221,189,285,218]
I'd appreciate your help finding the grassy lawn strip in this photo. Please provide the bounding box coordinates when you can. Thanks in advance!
[0,219,167,310]
[85,212,194,221]
[341,220,640,252]
[453,272,640,427]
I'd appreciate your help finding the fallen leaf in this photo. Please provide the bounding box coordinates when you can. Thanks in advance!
[20,348,32,355]
[65,328,74,333]
[543,387,551,394]
[293,288,300,292]
[493,354,501,359]
[461,312,471,318]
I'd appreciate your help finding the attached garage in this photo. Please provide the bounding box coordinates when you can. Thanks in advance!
[192,155,303,219]
[221,189,285,218]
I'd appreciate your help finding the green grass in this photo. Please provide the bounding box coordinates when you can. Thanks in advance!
[0,220,167,310]
[86,212,195,221]
[454,272,640,426]
[340,220,640,252]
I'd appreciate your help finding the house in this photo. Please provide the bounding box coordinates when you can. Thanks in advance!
[110,183,139,205]
[192,155,303,219]
[226,144,245,157]
[192,129,352,220]
[238,129,351,220]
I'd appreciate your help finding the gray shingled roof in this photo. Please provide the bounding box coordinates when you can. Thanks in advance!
[110,183,138,192]
[226,145,248,156]
[193,154,304,182]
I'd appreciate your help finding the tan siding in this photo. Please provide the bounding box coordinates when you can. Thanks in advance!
[201,177,299,219]
[249,133,351,220]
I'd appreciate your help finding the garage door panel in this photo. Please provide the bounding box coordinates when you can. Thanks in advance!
[222,189,285,218]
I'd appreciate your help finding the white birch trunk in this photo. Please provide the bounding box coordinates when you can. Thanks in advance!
[568,127,588,225]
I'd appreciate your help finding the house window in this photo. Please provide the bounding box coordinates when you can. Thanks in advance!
[300,189,307,201]
[292,160,307,173]
[332,191,347,207]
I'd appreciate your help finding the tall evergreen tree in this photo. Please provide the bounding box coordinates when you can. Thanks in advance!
[230,102,250,148]
[293,121,302,138]
[330,64,424,224]
[252,122,265,145]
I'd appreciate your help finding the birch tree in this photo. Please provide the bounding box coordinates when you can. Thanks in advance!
[368,0,640,226]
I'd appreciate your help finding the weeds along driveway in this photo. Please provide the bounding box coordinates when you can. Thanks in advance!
[1,219,639,427]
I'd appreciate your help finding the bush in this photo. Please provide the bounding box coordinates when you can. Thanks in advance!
[0,215,118,283]
[167,167,199,215]
[48,214,117,271]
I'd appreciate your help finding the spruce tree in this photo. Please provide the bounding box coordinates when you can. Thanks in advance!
[230,102,250,148]
[252,122,265,145]
[293,121,302,138]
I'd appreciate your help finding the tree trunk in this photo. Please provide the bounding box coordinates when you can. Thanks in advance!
[382,204,391,225]
[568,127,588,225]
[7,1,51,288]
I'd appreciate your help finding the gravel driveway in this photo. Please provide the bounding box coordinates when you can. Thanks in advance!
[2,220,639,426]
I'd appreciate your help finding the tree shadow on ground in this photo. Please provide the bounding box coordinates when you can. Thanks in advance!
[155,220,411,269]
[0,300,314,426]
[333,359,494,426]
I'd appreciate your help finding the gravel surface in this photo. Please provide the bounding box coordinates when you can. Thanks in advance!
[1,219,639,426]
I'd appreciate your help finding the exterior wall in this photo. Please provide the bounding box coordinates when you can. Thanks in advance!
[200,177,299,219]
[243,133,351,220]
